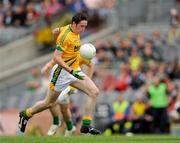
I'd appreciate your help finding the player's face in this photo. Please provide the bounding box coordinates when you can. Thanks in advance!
[75,20,88,34]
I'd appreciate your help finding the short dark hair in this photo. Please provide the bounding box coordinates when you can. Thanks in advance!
[72,12,88,24]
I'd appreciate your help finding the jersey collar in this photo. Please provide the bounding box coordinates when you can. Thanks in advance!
[69,25,75,33]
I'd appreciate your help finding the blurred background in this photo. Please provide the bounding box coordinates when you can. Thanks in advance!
[0,0,180,136]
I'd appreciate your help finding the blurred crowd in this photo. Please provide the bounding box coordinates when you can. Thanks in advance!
[0,0,115,28]
[0,0,115,47]
[92,26,180,134]
[0,0,77,28]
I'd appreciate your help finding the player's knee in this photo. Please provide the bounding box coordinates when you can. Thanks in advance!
[49,102,55,108]
[61,106,69,115]
[41,100,49,108]
[95,88,100,96]
[91,88,99,98]
[61,107,67,114]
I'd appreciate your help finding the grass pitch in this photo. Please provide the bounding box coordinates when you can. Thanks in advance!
[0,135,180,143]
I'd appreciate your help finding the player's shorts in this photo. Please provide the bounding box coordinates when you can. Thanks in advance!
[49,64,85,92]
[57,86,71,104]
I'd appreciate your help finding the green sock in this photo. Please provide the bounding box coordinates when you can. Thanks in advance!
[53,116,59,125]
[66,121,73,131]
[82,119,91,126]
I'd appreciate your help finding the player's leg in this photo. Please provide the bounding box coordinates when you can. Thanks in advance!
[70,75,101,135]
[31,89,59,114]
[58,86,76,136]
[18,88,60,132]
[60,103,76,136]
[48,86,73,135]
[60,104,71,124]
[47,103,62,136]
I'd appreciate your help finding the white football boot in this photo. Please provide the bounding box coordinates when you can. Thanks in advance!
[47,120,61,136]
[64,126,76,137]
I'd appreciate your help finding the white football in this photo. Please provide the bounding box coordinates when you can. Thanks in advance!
[80,43,96,59]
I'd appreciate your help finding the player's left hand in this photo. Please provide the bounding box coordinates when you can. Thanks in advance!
[70,70,84,80]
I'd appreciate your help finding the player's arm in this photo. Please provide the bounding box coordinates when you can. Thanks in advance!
[52,27,60,42]
[52,27,71,72]
[52,27,72,72]
[53,49,72,73]
[41,59,55,76]
[85,62,94,78]
[53,50,84,80]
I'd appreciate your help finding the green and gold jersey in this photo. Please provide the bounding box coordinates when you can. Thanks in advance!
[56,24,81,70]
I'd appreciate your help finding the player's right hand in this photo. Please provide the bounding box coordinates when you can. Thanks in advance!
[41,63,52,76]
[70,70,84,80]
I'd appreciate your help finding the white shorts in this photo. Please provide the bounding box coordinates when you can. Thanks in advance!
[50,64,85,92]
[57,86,71,104]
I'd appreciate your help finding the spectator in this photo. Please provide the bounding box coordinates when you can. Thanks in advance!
[115,63,130,92]
[147,60,158,75]
[12,4,27,27]
[166,26,180,45]
[26,2,40,25]
[105,95,130,134]
[115,49,128,63]
[3,9,13,26]
[147,75,170,133]
[157,62,167,80]
[95,47,110,66]
[135,33,145,54]
[127,32,136,46]
[129,95,153,133]
[169,93,180,122]
[66,0,87,13]
[170,8,180,27]
[128,48,142,72]
[42,0,63,17]
[120,39,132,57]
[129,70,145,90]
[151,30,163,49]
[112,95,130,121]
[111,32,121,47]
[101,69,116,91]
[167,59,180,80]
[2,0,13,13]
[105,40,117,58]
[33,18,53,51]
[142,42,157,71]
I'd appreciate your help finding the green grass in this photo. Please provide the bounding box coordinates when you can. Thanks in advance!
[0,135,180,143]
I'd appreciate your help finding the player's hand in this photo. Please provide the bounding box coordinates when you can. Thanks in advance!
[41,63,52,76]
[70,70,84,80]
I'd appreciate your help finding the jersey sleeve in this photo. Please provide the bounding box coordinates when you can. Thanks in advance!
[79,57,91,66]
[56,26,71,52]
[55,27,64,52]
[55,44,65,52]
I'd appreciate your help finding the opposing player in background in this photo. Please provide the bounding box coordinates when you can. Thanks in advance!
[42,56,95,136]
[18,11,101,135]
